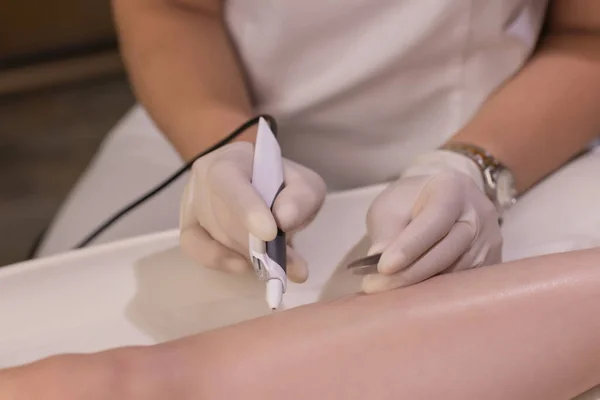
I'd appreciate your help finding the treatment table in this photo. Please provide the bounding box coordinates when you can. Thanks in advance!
[2,182,600,399]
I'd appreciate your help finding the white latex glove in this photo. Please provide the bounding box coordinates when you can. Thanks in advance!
[179,141,326,283]
[363,150,502,293]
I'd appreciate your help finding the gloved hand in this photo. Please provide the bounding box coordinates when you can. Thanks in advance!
[362,149,502,293]
[179,141,326,283]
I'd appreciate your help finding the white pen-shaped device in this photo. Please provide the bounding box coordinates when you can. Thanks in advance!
[249,117,287,310]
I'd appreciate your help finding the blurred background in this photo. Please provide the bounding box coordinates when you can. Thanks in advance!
[1,0,135,265]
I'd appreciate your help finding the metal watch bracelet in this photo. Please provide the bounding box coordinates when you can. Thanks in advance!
[440,142,517,218]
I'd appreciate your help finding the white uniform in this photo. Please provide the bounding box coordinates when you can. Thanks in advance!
[227,0,547,189]
[36,0,600,259]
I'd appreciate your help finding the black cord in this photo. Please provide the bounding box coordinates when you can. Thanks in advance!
[27,114,277,256]
[26,226,48,260]
[73,114,277,249]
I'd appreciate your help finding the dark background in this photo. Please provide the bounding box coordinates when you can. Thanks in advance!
[1,0,135,265]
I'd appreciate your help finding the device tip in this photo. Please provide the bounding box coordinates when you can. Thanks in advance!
[266,279,284,310]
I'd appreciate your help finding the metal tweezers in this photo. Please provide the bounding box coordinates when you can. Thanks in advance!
[346,253,382,275]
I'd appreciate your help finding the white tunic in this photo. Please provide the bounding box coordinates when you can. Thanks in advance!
[225,0,549,189]
[45,0,600,268]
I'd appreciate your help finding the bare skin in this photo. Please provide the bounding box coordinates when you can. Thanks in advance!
[3,247,600,399]
[450,0,600,193]
[112,0,257,160]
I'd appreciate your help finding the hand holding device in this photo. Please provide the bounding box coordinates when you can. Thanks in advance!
[179,119,326,291]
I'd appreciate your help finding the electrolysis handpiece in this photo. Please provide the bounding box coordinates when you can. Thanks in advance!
[249,117,287,310]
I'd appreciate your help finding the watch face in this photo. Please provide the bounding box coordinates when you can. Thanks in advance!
[496,169,517,209]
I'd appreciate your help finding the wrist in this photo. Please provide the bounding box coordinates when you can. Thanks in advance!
[0,353,125,400]
[108,346,185,400]
[0,349,174,400]
[401,149,485,192]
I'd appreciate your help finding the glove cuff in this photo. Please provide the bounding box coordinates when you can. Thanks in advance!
[401,149,485,192]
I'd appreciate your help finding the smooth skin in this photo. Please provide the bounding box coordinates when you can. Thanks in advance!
[114,0,600,291]
[3,247,600,399]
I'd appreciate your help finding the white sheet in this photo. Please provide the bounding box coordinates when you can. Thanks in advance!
[1,183,599,399]
[0,184,379,367]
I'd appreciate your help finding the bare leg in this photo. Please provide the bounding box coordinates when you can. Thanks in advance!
[165,247,600,399]
[3,248,600,399]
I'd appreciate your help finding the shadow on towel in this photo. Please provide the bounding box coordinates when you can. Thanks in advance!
[124,237,374,343]
[125,247,271,343]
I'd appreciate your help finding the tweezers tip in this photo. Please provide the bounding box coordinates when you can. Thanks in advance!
[346,253,382,269]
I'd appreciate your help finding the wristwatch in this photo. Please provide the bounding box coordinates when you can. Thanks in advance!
[441,142,517,214]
